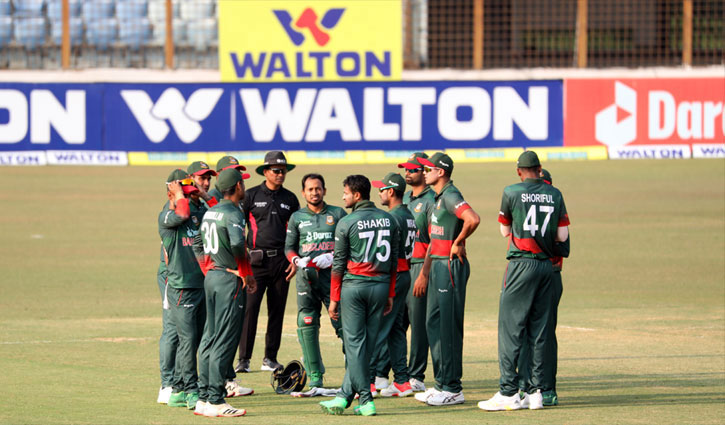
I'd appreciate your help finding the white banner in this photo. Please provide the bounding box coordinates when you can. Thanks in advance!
[46,150,129,166]
[608,145,691,160]
[0,151,47,166]
[692,144,725,159]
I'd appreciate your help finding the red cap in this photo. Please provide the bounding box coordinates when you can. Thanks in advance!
[417,157,435,167]
[181,185,199,195]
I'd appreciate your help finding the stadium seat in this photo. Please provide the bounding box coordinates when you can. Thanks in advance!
[116,0,148,21]
[50,16,83,45]
[119,17,151,50]
[13,0,45,17]
[180,0,214,20]
[13,17,46,49]
[151,17,185,45]
[0,16,12,46]
[186,18,215,50]
[82,0,115,22]
[47,0,82,21]
[86,18,118,50]
[148,0,179,22]
[0,0,11,16]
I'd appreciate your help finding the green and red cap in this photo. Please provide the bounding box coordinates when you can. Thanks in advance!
[418,152,454,174]
[215,155,247,172]
[397,152,429,170]
[166,169,199,195]
[187,161,217,177]
[540,168,552,185]
[517,151,541,168]
[371,172,406,194]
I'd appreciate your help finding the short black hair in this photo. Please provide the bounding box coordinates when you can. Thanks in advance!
[301,173,325,190]
[343,175,370,201]
[222,182,239,197]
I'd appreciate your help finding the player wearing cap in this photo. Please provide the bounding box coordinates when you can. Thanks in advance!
[194,169,257,418]
[370,173,417,398]
[319,175,399,416]
[158,169,206,410]
[209,156,248,203]
[516,169,569,407]
[479,151,570,412]
[284,173,347,389]
[413,152,481,406]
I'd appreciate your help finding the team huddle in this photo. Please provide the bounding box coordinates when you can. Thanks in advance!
[155,149,570,417]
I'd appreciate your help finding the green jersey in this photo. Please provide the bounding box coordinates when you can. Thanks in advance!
[284,203,347,263]
[208,186,223,204]
[331,200,400,301]
[498,178,570,260]
[158,199,205,289]
[199,199,249,271]
[429,181,472,259]
[403,186,436,263]
[389,203,417,271]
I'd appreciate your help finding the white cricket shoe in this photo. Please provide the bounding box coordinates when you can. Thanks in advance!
[157,386,172,404]
[409,378,426,392]
[426,390,464,406]
[414,387,441,403]
[193,400,208,416]
[527,389,544,410]
[380,381,413,397]
[204,402,246,417]
[478,392,522,411]
[225,380,254,397]
[374,376,389,390]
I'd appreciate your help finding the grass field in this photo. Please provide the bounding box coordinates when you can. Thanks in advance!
[1,159,724,424]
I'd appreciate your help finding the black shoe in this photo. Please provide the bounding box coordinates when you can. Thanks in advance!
[234,359,250,373]
[261,358,283,372]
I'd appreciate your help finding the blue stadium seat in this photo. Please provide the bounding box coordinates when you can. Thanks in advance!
[50,16,82,45]
[180,0,214,20]
[186,17,216,50]
[0,0,12,16]
[86,18,117,50]
[0,16,12,46]
[13,0,45,17]
[119,17,151,50]
[47,0,82,21]
[116,0,148,21]
[148,0,178,22]
[82,0,115,21]
[151,18,185,45]
[13,16,46,48]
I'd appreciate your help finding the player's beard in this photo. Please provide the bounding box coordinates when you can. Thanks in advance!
[308,199,322,207]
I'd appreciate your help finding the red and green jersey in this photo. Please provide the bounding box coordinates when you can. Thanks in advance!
[330,200,400,301]
[429,181,472,259]
[403,186,436,264]
[198,199,252,277]
[389,204,417,271]
[284,203,347,263]
[158,198,205,289]
[498,178,570,260]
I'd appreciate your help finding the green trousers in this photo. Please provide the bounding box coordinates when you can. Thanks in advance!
[157,266,181,388]
[198,270,246,405]
[406,262,429,381]
[498,258,553,396]
[518,270,562,392]
[370,271,410,385]
[166,286,205,394]
[338,280,388,405]
[427,258,469,393]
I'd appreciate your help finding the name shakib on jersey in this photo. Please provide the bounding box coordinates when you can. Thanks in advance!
[356,218,391,230]
[521,193,554,204]
[302,241,335,252]
[204,211,225,221]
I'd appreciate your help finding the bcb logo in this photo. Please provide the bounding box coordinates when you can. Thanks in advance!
[273,8,345,47]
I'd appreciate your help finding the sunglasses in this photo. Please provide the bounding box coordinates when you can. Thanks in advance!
[405,167,423,173]
[166,177,194,186]
[423,166,439,173]
[378,186,394,193]
[268,168,287,175]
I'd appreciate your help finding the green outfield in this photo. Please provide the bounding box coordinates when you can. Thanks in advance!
[1,159,723,424]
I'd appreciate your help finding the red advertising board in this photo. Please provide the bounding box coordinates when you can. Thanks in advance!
[565,78,725,147]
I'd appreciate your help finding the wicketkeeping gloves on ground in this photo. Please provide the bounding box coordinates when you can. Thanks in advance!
[311,253,334,269]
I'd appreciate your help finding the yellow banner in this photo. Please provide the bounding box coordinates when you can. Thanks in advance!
[219,0,402,82]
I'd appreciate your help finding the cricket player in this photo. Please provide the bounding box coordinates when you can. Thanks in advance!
[156,245,180,404]
[370,172,417,397]
[188,161,219,208]
[208,156,248,203]
[284,173,347,389]
[158,169,206,410]
[479,151,570,411]
[320,175,399,416]
[194,168,257,418]
[516,169,569,406]
[413,153,481,406]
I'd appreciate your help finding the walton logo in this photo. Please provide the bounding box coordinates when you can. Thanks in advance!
[595,81,637,147]
[273,8,345,47]
[121,88,223,143]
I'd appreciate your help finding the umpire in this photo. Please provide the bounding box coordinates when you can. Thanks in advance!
[236,151,300,373]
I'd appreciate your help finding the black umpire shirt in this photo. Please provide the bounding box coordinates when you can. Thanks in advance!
[242,183,300,250]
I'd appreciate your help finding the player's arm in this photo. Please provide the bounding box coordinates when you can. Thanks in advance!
[284,214,304,272]
[227,212,256,293]
[498,189,513,237]
[384,218,401,315]
[556,195,571,242]
[413,244,433,297]
[448,194,480,263]
[328,221,350,321]
[160,182,190,228]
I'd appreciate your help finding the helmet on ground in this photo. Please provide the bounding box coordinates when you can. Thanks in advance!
[270,360,307,394]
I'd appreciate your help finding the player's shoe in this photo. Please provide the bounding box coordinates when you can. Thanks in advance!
[409,378,426,392]
[225,380,254,397]
[478,392,522,411]
[167,391,187,407]
[308,372,324,389]
[374,376,389,390]
[520,392,530,408]
[353,401,377,416]
[542,390,558,406]
[193,400,208,416]
[204,402,246,417]
[320,397,348,415]
[234,359,250,373]
[414,388,440,403]
[261,358,283,372]
[185,392,199,410]
[157,386,172,404]
[380,381,413,397]
[371,383,379,398]
[527,389,544,410]
[426,390,464,406]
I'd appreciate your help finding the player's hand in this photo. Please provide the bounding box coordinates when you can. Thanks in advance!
[167,180,184,199]
[244,275,257,294]
[311,253,333,269]
[328,300,339,321]
[450,243,467,264]
[285,260,297,281]
[382,297,393,316]
[413,272,428,297]
[194,182,210,201]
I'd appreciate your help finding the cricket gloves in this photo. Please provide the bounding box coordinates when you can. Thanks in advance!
[293,256,311,268]
[312,253,334,269]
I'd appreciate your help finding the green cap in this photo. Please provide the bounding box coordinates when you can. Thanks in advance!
[371,172,406,194]
[166,169,199,194]
[215,155,247,172]
[187,160,217,176]
[418,152,454,174]
[517,151,541,168]
[540,168,552,184]
[397,152,429,170]
[217,168,244,192]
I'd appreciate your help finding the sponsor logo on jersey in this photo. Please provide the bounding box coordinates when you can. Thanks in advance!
[299,220,312,228]
[183,304,195,308]
[280,203,291,210]
[191,216,199,225]
[303,316,313,325]
[431,225,445,236]
[414,202,423,213]
[255,201,267,208]
[454,201,468,210]
[438,288,448,293]
[326,215,335,225]
[298,291,308,296]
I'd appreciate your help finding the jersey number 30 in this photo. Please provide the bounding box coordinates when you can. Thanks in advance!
[359,230,391,262]
[523,205,554,237]
[201,221,219,254]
